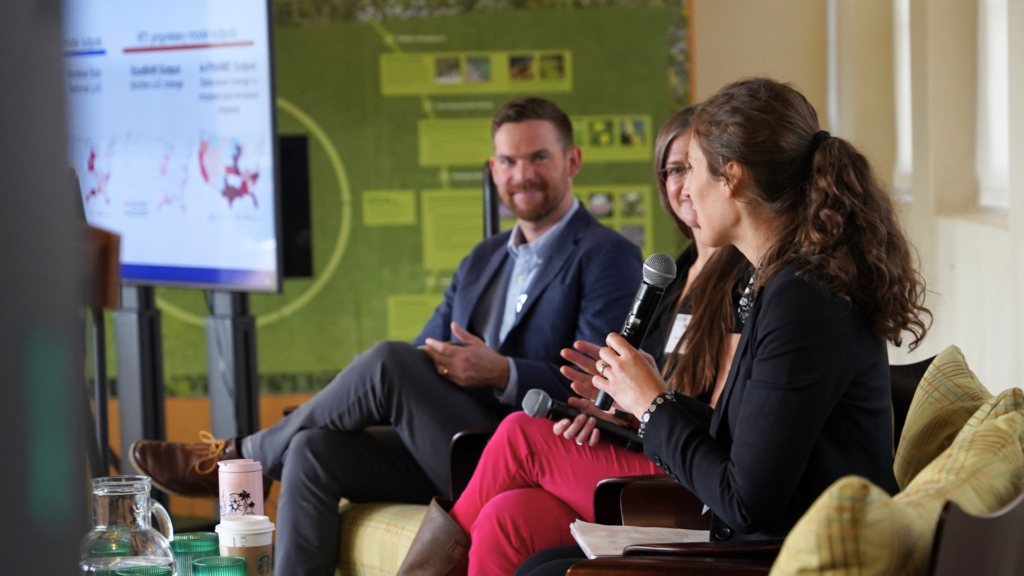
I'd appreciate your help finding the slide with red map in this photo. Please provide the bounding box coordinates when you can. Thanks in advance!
[63,0,279,291]
[199,136,262,208]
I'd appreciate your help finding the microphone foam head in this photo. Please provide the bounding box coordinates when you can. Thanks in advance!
[522,388,553,418]
[642,253,677,288]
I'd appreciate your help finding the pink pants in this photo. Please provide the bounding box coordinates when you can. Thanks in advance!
[449,411,662,576]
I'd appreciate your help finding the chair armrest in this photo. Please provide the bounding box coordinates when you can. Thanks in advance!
[567,557,772,575]
[620,479,710,529]
[593,475,674,525]
[449,429,495,500]
[624,539,783,561]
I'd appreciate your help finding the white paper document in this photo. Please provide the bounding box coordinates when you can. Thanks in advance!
[569,520,711,559]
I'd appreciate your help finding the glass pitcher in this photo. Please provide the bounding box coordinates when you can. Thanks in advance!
[80,476,176,575]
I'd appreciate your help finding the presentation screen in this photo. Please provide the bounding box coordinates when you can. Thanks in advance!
[63,0,281,292]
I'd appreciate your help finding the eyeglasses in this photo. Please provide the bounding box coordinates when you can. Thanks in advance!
[657,165,689,185]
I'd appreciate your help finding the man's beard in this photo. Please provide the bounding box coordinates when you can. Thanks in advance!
[501,178,568,222]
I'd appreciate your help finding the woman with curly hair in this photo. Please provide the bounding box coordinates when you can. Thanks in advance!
[575,75,929,539]
[516,77,933,575]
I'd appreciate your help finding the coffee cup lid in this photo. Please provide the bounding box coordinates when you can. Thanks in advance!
[216,515,275,535]
[218,460,262,473]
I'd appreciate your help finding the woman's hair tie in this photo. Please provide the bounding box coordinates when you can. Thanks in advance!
[809,130,831,156]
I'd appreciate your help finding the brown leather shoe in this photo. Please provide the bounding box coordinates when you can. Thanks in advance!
[129,434,242,498]
[396,498,469,576]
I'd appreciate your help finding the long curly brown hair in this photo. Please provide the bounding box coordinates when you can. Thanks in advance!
[690,78,931,349]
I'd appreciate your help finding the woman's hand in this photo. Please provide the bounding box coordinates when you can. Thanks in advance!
[555,340,633,446]
[560,340,658,401]
[638,349,658,370]
[551,396,619,447]
[592,333,670,419]
[559,340,605,401]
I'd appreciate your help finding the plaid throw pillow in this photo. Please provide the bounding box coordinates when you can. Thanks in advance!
[894,346,991,489]
[771,399,1024,576]
[337,502,428,576]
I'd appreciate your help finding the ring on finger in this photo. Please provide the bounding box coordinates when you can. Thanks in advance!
[599,362,608,377]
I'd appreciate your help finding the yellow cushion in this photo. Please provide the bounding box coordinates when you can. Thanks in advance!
[894,346,991,489]
[336,502,428,576]
[770,407,1024,576]
[959,387,1024,436]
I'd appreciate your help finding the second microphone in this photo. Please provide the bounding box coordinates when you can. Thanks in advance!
[523,388,643,452]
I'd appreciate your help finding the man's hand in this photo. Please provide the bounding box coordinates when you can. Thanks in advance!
[423,322,510,389]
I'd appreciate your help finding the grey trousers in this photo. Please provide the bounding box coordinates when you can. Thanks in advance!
[244,341,509,576]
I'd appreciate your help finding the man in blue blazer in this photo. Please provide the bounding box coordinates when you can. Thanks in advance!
[130,98,642,576]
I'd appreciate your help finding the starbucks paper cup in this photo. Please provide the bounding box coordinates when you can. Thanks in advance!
[216,516,274,576]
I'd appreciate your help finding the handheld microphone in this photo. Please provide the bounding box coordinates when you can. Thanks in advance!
[594,253,677,410]
[522,389,643,452]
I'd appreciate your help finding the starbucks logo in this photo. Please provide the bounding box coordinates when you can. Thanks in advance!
[257,553,272,575]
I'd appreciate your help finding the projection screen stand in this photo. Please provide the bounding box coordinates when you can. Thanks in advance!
[113,285,167,502]
[206,291,260,440]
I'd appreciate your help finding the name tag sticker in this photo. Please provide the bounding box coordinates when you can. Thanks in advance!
[664,313,692,353]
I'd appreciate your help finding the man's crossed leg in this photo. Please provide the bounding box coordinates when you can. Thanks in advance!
[131,341,509,575]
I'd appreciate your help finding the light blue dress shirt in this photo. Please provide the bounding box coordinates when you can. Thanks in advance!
[497,198,580,396]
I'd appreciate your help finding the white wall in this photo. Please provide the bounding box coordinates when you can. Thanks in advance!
[927,217,1014,389]
[888,0,1021,392]
[691,0,827,117]
[1010,0,1024,394]
[830,0,896,186]
[691,0,1024,392]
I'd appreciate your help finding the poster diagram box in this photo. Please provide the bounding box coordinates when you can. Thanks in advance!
[387,293,445,341]
[573,115,653,162]
[381,50,573,96]
[421,189,483,271]
[418,115,653,167]
[497,185,655,256]
[362,190,417,226]
[576,185,654,255]
[418,118,493,167]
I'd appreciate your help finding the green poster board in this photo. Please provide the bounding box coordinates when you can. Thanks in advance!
[151,9,685,394]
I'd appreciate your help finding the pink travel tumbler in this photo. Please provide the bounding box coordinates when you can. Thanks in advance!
[218,460,265,518]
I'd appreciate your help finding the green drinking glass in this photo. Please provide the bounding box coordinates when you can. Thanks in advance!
[192,556,247,576]
[171,532,220,576]
[114,567,173,576]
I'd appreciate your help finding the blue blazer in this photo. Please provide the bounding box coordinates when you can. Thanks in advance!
[414,207,643,408]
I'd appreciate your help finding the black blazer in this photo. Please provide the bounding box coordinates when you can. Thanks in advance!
[643,261,899,540]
